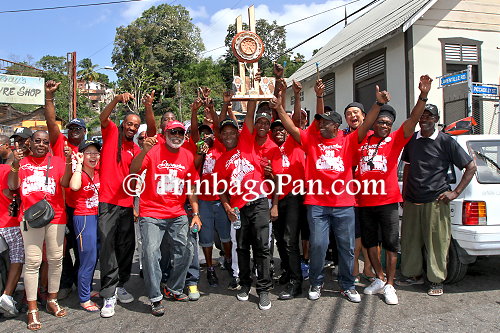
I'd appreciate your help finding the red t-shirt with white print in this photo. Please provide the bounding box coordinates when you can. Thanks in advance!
[299,123,358,207]
[0,165,19,228]
[70,171,100,216]
[139,144,199,219]
[51,133,79,208]
[355,126,411,207]
[255,136,283,198]
[197,139,225,201]
[18,155,67,224]
[213,124,266,209]
[276,135,305,199]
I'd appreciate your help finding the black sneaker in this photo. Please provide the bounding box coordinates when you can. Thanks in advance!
[207,268,219,287]
[236,285,250,301]
[164,289,189,302]
[228,277,241,291]
[278,282,302,300]
[258,292,271,310]
[151,301,165,316]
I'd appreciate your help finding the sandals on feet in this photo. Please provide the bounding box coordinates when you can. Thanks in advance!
[81,301,100,312]
[427,283,444,296]
[46,298,67,317]
[361,273,376,282]
[27,309,42,331]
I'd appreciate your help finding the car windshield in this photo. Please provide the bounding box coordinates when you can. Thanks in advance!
[468,140,500,184]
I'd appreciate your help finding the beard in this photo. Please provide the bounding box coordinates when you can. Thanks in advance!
[166,137,184,149]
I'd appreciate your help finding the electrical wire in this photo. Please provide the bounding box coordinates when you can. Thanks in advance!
[0,0,146,14]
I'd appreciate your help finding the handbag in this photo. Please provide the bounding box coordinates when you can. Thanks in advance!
[23,157,55,231]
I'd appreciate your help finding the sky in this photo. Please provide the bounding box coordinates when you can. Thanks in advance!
[1,0,374,81]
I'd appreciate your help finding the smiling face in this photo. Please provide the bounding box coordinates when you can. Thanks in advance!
[165,127,185,149]
[220,125,239,150]
[255,117,271,138]
[29,131,50,158]
[67,125,86,145]
[271,125,287,146]
[122,114,141,140]
[419,110,438,133]
[345,107,365,130]
[318,118,339,139]
[373,116,393,138]
[82,145,100,169]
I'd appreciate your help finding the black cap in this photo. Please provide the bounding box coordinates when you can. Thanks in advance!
[314,111,342,125]
[344,102,365,115]
[257,101,270,110]
[67,118,86,129]
[270,119,284,129]
[378,104,396,122]
[78,139,101,153]
[255,112,272,123]
[324,105,333,112]
[198,124,213,133]
[424,104,439,116]
[10,127,33,139]
[219,118,238,131]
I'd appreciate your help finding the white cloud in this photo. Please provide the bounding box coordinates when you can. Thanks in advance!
[122,0,163,21]
[194,0,373,61]
[187,6,208,20]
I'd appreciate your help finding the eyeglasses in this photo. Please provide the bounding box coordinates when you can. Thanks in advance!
[168,129,185,136]
[68,127,84,132]
[33,138,50,145]
[376,120,393,127]
[84,152,100,156]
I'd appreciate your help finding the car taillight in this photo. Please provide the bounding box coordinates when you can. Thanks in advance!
[462,201,487,225]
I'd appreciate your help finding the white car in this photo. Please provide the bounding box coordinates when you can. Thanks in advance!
[398,134,500,283]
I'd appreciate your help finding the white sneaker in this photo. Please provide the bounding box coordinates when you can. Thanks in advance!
[100,296,116,318]
[308,285,321,300]
[383,284,398,305]
[0,294,19,317]
[342,288,361,303]
[364,278,386,295]
[116,287,134,303]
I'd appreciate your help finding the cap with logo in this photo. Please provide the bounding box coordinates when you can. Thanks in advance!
[67,118,86,129]
[10,127,33,139]
[166,120,186,131]
[424,104,439,116]
[255,112,272,123]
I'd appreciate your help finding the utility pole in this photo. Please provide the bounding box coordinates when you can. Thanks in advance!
[176,81,182,122]
[67,52,77,121]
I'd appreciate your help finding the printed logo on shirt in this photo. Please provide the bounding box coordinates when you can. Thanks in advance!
[359,137,392,175]
[20,165,56,196]
[226,150,255,182]
[155,161,187,195]
[83,182,100,209]
[316,143,344,172]
[202,152,216,175]
[279,147,290,169]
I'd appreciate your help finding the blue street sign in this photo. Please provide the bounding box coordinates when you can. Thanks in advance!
[472,84,499,96]
[440,72,468,87]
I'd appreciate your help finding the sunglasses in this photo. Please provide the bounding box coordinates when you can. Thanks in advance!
[168,129,186,136]
[33,138,50,145]
[376,120,393,127]
[68,127,84,132]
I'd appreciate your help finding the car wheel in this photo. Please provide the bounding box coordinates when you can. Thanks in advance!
[445,238,469,284]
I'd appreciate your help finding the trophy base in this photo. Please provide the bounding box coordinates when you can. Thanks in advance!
[231,94,275,101]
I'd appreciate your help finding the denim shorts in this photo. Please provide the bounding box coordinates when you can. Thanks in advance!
[198,200,231,247]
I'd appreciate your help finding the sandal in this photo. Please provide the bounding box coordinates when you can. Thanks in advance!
[46,298,67,317]
[427,283,444,296]
[361,273,376,282]
[27,309,42,331]
[81,301,100,313]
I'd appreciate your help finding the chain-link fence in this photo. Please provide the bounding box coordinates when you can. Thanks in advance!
[472,95,500,134]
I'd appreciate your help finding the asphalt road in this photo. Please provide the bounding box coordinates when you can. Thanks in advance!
[1,254,499,332]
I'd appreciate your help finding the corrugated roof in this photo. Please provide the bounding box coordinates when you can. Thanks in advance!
[289,0,432,83]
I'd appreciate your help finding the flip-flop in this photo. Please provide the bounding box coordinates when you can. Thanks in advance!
[81,301,100,312]
[427,283,443,296]
[361,273,376,282]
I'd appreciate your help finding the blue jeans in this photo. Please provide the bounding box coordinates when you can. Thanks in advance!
[73,215,98,303]
[140,216,193,303]
[307,205,355,290]
[198,200,231,247]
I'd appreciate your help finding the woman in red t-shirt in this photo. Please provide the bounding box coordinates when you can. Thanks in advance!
[69,140,101,313]
[8,130,72,330]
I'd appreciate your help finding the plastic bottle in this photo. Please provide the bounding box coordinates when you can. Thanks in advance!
[9,194,18,217]
[233,207,241,230]
[191,223,199,233]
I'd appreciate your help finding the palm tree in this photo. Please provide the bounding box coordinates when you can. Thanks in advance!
[77,58,100,109]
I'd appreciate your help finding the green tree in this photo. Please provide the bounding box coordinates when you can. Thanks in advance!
[36,55,67,73]
[112,4,205,114]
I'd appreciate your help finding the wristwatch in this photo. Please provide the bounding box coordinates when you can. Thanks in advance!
[376,101,385,106]
[419,95,428,102]
[192,212,200,217]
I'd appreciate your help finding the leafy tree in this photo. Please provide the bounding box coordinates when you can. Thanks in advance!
[36,55,67,73]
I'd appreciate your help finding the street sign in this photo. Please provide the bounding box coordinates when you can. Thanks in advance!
[472,84,499,96]
[440,71,468,87]
[0,74,45,105]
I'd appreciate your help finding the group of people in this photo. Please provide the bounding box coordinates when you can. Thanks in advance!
[0,71,476,330]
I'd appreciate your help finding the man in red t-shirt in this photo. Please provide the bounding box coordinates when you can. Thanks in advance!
[98,93,142,318]
[44,80,87,299]
[358,75,433,305]
[213,100,273,311]
[130,120,201,316]
[273,86,389,303]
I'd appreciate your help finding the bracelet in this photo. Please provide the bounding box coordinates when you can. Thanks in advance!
[376,101,385,106]
[45,98,54,101]
[418,95,428,102]
[10,167,19,172]
[316,96,323,98]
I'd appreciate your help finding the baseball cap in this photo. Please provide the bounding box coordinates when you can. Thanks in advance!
[270,119,284,130]
[67,118,86,129]
[198,124,213,133]
[78,139,101,153]
[314,111,343,125]
[344,102,365,115]
[219,118,238,131]
[166,120,186,131]
[255,113,272,123]
[424,104,439,116]
[10,127,33,139]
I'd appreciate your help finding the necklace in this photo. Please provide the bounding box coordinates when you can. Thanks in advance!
[363,135,385,170]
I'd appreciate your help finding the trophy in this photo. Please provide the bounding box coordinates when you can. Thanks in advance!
[231,6,275,101]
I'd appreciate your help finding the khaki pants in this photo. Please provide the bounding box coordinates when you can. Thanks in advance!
[21,223,65,301]
[401,201,451,283]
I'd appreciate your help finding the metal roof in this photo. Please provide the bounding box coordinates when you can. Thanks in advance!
[288,0,433,83]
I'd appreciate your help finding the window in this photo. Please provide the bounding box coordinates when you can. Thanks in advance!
[290,91,304,107]
[321,73,335,110]
[353,49,386,111]
[468,140,500,184]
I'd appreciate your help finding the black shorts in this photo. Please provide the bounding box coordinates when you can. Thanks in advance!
[354,207,361,239]
[297,195,309,241]
[359,203,399,253]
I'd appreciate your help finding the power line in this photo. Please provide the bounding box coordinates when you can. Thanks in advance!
[0,0,145,14]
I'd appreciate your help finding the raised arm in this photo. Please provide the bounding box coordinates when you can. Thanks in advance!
[190,97,204,143]
[270,95,301,144]
[245,100,257,134]
[60,141,73,188]
[100,93,134,128]
[291,79,303,127]
[314,79,325,116]
[70,152,84,191]
[143,90,157,137]
[44,80,62,146]
[8,143,22,190]
[357,85,391,143]
[403,75,433,138]
[273,78,287,121]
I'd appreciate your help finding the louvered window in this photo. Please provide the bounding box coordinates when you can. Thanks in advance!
[290,91,304,107]
[354,53,385,82]
[444,44,478,63]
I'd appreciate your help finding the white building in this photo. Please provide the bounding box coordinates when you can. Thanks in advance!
[288,0,499,133]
